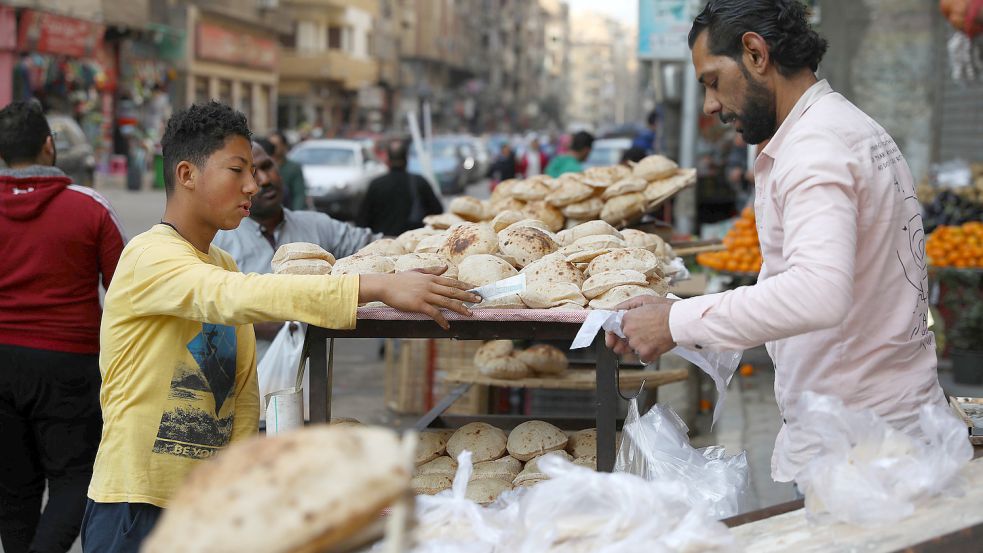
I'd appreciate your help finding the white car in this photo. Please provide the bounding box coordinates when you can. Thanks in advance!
[583,137,633,168]
[288,139,387,220]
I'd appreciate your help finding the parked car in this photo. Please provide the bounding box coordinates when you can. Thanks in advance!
[454,135,490,182]
[47,114,96,186]
[288,139,387,220]
[407,137,476,195]
[583,137,632,169]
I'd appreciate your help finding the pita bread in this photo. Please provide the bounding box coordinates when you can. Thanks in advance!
[413,232,448,254]
[446,422,508,463]
[423,213,465,230]
[631,155,678,181]
[558,220,624,244]
[600,192,646,227]
[513,477,547,488]
[394,253,457,279]
[573,234,628,250]
[417,456,457,477]
[527,174,557,188]
[433,429,456,443]
[521,253,585,288]
[271,242,336,271]
[471,455,523,481]
[331,255,395,275]
[449,196,488,222]
[565,248,615,264]
[648,275,671,296]
[516,344,568,375]
[560,197,604,220]
[512,179,550,201]
[587,248,663,278]
[550,302,586,310]
[274,258,333,276]
[522,200,565,232]
[643,169,695,209]
[506,420,568,461]
[519,281,587,309]
[545,177,595,207]
[490,178,521,202]
[600,176,648,200]
[396,228,441,253]
[620,229,668,255]
[491,210,525,233]
[522,450,574,472]
[588,284,659,309]
[489,196,526,214]
[582,165,630,187]
[498,226,558,268]
[474,340,514,367]
[572,455,597,470]
[502,218,551,234]
[458,254,518,287]
[440,223,499,264]
[412,474,454,495]
[566,428,597,458]
[415,432,448,466]
[477,355,530,380]
[328,417,361,426]
[465,479,512,505]
[142,426,409,553]
[581,269,648,299]
[355,238,405,257]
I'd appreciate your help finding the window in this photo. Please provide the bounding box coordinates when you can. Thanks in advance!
[239,83,253,125]
[194,76,210,104]
[218,80,232,105]
[328,26,342,49]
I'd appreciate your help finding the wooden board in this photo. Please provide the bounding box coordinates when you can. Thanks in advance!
[443,367,689,391]
[732,458,983,552]
[672,240,725,257]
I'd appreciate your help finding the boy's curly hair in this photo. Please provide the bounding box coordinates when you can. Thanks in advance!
[161,101,251,195]
[688,0,828,77]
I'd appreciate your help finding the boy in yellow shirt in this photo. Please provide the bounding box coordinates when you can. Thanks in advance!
[80,102,478,552]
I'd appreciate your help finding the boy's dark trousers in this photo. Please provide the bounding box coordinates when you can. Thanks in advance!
[80,501,162,553]
[0,344,102,553]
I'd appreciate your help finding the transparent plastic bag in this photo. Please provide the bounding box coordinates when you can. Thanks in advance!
[791,392,974,525]
[615,400,749,519]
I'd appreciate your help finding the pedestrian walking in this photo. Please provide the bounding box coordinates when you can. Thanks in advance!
[356,140,443,236]
[545,131,594,177]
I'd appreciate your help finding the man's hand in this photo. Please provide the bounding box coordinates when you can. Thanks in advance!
[359,267,480,330]
[604,296,677,363]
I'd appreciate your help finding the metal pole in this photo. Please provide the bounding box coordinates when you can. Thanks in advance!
[676,61,700,236]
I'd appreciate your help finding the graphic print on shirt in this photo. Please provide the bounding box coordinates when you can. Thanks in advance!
[153,323,238,459]
[871,138,931,347]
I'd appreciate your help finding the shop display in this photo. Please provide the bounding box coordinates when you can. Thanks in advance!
[926,221,983,269]
[696,206,762,274]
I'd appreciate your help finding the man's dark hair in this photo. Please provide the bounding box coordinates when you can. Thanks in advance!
[571,131,594,152]
[646,110,660,126]
[688,0,827,77]
[255,137,276,157]
[387,140,408,169]
[161,101,251,195]
[0,101,51,165]
[621,147,647,164]
[271,129,292,149]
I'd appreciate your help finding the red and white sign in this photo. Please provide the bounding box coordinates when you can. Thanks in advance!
[195,23,278,71]
[17,10,104,58]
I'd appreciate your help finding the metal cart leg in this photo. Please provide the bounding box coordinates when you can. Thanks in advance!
[413,383,473,432]
[309,333,329,423]
[595,337,618,472]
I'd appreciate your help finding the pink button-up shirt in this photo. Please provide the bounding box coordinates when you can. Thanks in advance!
[669,80,945,482]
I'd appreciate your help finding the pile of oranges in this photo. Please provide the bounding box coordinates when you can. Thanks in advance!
[696,206,762,274]
[926,222,983,269]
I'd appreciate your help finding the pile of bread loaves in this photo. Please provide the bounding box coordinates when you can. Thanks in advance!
[413,421,597,505]
[436,155,695,231]
[473,340,569,380]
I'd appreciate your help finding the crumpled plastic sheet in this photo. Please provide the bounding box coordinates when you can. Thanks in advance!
[790,392,974,525]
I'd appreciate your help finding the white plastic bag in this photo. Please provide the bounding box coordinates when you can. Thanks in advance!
[791,392,973,525]
[615,399,748,519]
[256,322,308,421]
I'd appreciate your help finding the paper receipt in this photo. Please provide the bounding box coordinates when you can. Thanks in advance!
[466,273,526,307]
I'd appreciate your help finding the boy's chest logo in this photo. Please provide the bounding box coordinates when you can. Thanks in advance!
[187,323,238,412]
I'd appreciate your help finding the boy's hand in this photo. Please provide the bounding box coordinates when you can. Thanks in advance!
[359,267,480,329]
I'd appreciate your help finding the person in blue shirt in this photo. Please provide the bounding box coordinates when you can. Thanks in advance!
[632,110,664,155]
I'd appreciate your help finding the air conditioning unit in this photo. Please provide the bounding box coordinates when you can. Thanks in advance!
[258,0,279,9]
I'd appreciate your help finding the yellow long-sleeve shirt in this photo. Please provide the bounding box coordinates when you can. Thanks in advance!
[88,224,359,507]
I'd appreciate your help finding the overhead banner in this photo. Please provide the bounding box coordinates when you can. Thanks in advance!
[638,0,696,61]
[17,10,104,58]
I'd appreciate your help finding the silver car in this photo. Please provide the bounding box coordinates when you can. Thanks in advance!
[288,139,387,220]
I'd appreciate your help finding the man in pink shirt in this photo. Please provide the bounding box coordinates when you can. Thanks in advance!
[608,0,946,483]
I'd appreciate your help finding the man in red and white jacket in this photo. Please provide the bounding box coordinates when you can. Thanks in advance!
[0,101,125,553]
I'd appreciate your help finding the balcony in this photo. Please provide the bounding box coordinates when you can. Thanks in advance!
[282,0,378,16]
[280,49,379,90]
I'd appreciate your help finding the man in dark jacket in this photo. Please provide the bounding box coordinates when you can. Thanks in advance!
[357,140,443,236]
[0,101,125,553]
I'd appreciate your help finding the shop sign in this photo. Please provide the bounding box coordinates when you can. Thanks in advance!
[17,10,104,58]
[637,0,700,61]
[195,23,277,71]
[0,6,16,51]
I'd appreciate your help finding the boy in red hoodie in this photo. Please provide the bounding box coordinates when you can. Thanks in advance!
[0,101,125,553]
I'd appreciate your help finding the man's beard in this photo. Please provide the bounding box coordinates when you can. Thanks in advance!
[721,67,777,145]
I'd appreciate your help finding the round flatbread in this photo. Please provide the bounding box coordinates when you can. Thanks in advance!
[581,269,648,299]
[519,281,587,309]
[417,456,457,477]
[394,253,457,279]
[355,238,405,257]
[502,218,551,234]
[631,155,678,182]
[546,176,596,207]
[620,229,668,256]
[471,455,523,481]
[446,423,508,463]
[142,426,409,553]
[582,165,630,187]
[465,479,512,505]
[587,248,663,278]
[573,234,627,250]
[412,474,454,495]
[474,340,514,367]
[439,223,499,265]
[413,232,448,254]
[415,431,448,466]
[600,192,646,227]
[522,201,565,232]
[331,255,395,275]
[490,178,522,202]
[449,196,488,222]
[588,284,659,309]
[271,242,336,271]
[572,455,597,470]
[491,210,526,233]
[458,254,519,287]
[423,213,465,230]
[649,275,671,296]
[506,420,568,462]
[557,220,623,245]
[521,253,585,288]
[395,228,441,253]
[566,428,597,458]
[522,450,574,473]
[498,226,558,268]
[490,196,526,214]
[512,179,550,201]
[560,197,604,220]
[274,258,333,276]
[515,344,568,375]
[601,177,649,200]
[477,355,529,380]
[564,248,616,264]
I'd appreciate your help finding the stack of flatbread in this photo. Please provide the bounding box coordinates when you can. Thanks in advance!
[143,426,412,553]
[471,340,568,380]
[411,421,599,504]
[271,242,335,275]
